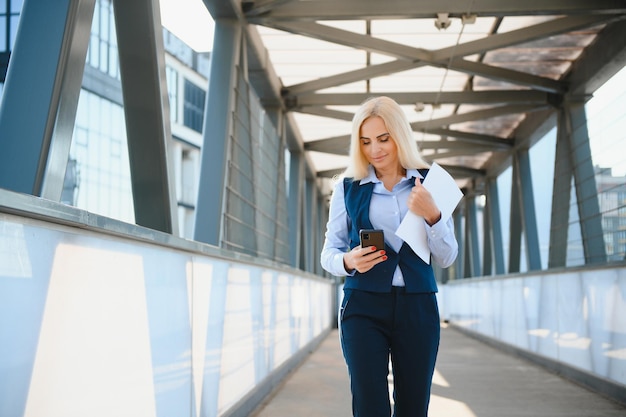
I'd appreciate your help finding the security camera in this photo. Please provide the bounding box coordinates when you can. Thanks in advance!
[435,13,451,30]
[462,13,477,25]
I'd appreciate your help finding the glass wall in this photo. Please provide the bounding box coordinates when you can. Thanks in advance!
[0,0,23,93]
[69,89,134,222]
[491,65,626,275]
[66,0,132,222]
[529,128,556,269]
[587,66,626,262]
[87,0,119,79]
[0,0,22,53]
[60,0,210,238]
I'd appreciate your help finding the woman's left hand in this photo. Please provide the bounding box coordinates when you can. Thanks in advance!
[407,178,442,226]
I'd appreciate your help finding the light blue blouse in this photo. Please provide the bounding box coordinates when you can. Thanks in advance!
[320,166,459,286]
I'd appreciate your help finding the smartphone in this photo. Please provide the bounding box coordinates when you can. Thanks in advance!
[360,229,384,249]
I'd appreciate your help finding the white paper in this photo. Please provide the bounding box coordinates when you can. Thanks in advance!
[395,162,463,263]
[396,210,431,263]
[422,162,464,221]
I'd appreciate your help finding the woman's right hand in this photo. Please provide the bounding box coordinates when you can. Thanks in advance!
[343,245,387,274]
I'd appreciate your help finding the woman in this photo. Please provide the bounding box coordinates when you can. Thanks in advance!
[320,96,458,417]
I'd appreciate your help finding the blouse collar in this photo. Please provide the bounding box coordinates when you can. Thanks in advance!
[359,165,423,185]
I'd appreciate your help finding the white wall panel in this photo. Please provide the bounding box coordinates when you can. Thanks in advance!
[0,212,333,417]
[439,266,626,388]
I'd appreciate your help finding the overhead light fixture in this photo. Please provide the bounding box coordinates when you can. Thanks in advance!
[434,13,451,30]
[414,102,426,113]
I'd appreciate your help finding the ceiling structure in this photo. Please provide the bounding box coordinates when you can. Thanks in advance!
[205,0,626,196]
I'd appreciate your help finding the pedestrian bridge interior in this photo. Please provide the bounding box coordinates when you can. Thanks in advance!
[0,0,625,416]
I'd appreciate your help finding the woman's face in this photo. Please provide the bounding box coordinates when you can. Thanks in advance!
[359,116,400,173]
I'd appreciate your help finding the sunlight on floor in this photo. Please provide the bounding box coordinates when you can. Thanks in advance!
[429,395,477,417]
[431,368,450,388]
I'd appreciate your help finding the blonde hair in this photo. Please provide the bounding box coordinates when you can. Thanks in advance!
[343,96,429,180]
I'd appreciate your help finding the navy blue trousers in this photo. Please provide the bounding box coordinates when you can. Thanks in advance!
[339,287,440,417]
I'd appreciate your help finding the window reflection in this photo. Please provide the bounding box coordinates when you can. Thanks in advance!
[67,90,134,223]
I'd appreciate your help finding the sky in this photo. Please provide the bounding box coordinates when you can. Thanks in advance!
[159,0,214,52]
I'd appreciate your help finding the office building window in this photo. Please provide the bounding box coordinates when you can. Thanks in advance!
[0,0,22,52]
[183,79,205,133]
[87,0,119,79]
[166,65,179,123]
[180,148,197,205]
[69,89,134,223]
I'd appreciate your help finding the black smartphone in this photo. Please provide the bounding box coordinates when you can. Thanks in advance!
[360,229,384,249]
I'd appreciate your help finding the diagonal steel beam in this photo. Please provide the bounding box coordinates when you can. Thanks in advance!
[271,17,596,94]
[247,0,626,21]
[285,60,417,95]
[432,15,614,61]
[263,20,433,61]
[436,164,484,179]
[112,0,178,234]
[297,106,355,121]
[294,90,550,106]
[304,128,512,156]
[427,128,513,149]
[317,167,346,178]
[427,149,493,160]
[304,135,351,154]
[411,104,546,130]
[445,59,564,93]
[246,0,317,18]
[316,161,484,179]
[419,142,504,154]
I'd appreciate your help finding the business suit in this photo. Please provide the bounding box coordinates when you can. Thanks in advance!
[320,96,458,417]
[340,176,440,417]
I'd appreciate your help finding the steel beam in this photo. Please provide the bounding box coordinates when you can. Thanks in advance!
[296,106,354,121]
[517,150,542,270]
[568,19,626,96]
[483,192,493,276]
[284,60,416,95]
[411,105,543,131]
[304,177,316,272]
[194,19,242,245]
[464,196,481,277]
[427,129,513,149]
[288,151,304,268]
[0,0,95,198]
[294,90,550,107]
[432,15,612,62]
[509,157,523,273]
[568,101,606,264]
[304,135,350,155]
[548,108,573,268]
[486,177,506,274]
[454,208,464,280]
[112,0,178,234]
[304,128,512,156]
[263,20,433,61]
[246,0,626,21]
[266,15,612,94]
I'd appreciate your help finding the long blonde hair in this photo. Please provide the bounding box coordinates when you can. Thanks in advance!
[343,96,429,180]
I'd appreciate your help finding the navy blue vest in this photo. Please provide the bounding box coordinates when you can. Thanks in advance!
[343,174,437,293]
